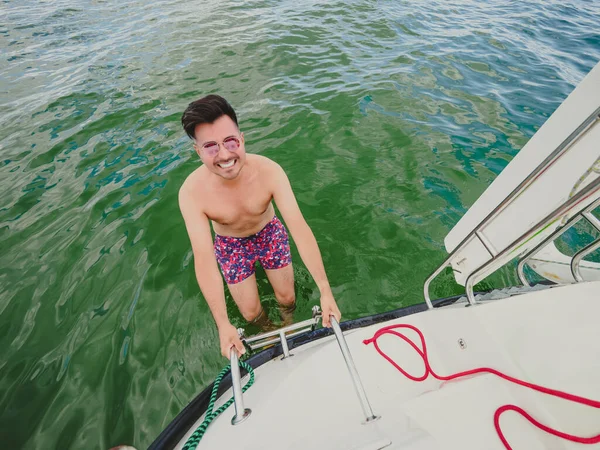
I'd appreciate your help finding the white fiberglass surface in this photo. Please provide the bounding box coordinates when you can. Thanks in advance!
[528,241,600,284]
[178,281,600,450]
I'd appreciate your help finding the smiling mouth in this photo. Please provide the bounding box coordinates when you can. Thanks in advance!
[217,159,236,169]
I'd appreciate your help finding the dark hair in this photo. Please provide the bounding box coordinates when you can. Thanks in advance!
[181,95,239,140]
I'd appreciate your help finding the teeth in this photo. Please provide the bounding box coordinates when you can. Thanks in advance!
[218,160,235,169]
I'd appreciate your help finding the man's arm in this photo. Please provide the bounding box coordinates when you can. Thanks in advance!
[178,186,245,357]
[270,163,341,327]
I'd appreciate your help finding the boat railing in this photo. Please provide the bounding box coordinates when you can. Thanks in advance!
[241,305,322,357]
[517,198,600,286]
[229,348,251,425]
[571,237,600,282]
[463,182,600,305]
[228,307,378,426]
[424,107,600,308]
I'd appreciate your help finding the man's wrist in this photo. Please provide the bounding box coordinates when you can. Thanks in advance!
[215,317,232,330]
[318,282,332,295]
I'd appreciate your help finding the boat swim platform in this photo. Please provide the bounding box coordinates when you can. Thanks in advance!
[175,281,600,450]
[443,61,600,287]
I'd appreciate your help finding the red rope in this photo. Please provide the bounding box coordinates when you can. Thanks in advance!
[363,323,600,449]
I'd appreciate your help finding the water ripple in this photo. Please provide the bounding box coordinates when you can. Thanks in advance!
[1,0,599,448]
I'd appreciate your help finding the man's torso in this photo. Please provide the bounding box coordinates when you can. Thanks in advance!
[185,154,276,237]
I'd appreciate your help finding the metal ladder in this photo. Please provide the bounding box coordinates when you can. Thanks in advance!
[228,306,378,426]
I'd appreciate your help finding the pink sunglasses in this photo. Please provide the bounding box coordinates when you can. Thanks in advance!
[200,136,241,156]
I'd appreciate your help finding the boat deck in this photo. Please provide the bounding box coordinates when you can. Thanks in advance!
[177,281,600,450]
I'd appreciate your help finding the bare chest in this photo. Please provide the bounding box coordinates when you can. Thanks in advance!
[203,182,273,235]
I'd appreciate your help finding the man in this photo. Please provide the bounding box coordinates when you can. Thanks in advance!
[179,95,341,358]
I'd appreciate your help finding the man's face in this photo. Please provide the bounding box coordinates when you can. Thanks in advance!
[193,115,246,180]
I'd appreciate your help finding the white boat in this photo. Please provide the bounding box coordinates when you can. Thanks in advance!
[150,61,600,450]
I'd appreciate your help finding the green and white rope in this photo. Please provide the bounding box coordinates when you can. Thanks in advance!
[182,360,255,450]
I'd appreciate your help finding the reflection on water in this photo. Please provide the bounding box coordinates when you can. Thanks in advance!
[1,0,599,448]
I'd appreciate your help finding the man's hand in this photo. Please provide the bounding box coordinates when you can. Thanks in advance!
[218,322,246,358]
[320,291,341,328]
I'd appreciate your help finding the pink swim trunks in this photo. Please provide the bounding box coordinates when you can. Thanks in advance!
[214,216,292,284]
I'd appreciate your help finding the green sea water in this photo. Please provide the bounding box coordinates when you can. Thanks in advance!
[1,1,599,448]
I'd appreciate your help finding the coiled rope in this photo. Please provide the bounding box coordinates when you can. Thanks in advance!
[364,323,600,449]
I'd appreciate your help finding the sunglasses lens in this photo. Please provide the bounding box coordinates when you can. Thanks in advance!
[223,137,240,151]
[203,142,219,155]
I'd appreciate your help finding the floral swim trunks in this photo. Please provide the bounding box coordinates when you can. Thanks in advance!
[214,216,292,284]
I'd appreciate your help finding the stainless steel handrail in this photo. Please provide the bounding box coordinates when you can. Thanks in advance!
[228,311,378,427]
[230,348,252,425]
[423,107,600,308]
[242,306,322,358]
[465,177,600,304]
[279,329,292,358]
[572,211,600,282]
[330,316,379,423]
[228,307,321,423]
[246,328,310,350]
[516,214,581,286]
[517,198,600,286]
[583,211,600,233]
[571,237,600,282]
[243,315,321,345]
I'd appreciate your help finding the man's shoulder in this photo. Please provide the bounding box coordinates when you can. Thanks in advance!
[179,166,208,207]
[248,154,283,174]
